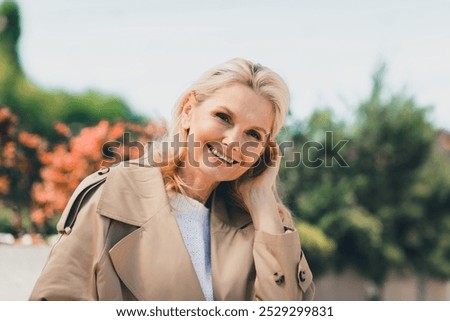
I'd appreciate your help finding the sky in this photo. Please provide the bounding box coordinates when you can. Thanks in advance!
[13,0,450,130]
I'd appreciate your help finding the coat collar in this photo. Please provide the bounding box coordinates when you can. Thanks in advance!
[97,162,254,300]
[96,162,169,226]
[96,161,252,229]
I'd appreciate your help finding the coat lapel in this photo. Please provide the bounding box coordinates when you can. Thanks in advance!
[97,163,257,301]
[98,163,205,300]
[210,187,256,300]
[108,209,206,300]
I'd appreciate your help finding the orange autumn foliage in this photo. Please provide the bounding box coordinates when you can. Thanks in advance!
[1,107,38,203]
[30,119,166,224]
[1,105,166,228]
[0,175,10,195]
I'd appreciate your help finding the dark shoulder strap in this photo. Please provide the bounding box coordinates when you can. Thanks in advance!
[57,167,111,233]
[61,178,107,232]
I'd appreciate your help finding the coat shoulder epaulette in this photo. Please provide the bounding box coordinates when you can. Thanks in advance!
[56,167,111,234]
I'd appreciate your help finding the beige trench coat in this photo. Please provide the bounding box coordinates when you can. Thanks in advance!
[29,162,313,301]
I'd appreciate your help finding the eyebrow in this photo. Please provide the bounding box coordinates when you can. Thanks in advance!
[219,106,269,135]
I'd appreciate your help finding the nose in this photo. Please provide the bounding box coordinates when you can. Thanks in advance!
[222,129,242,151]
[221,129,263,164]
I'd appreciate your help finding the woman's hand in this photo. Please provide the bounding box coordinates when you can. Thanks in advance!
[237,140,285,234]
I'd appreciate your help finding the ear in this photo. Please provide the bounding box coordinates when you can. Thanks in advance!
[181,92,197,130]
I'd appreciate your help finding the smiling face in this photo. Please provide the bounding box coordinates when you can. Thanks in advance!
[179,82,274,188]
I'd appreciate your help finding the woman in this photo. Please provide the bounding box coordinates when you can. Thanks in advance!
[29,58,314,301]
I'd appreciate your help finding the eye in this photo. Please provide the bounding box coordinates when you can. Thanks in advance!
[248,130,262,141]
[216,112,231,123]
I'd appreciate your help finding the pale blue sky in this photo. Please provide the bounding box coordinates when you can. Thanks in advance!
[14,0,450,130]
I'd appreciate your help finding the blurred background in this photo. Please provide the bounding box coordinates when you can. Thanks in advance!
[1,0,449,300]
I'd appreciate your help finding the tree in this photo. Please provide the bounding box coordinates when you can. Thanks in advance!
[0,1,144,139]
[30,119,166,234]
[0,106,44,235]
[0,1,167,236]
[404,130,450,299]
[280,64,447,299]
[0,0,21,69]
[349,65,436,291]
[279,110,351,277]
[1,104,166,235]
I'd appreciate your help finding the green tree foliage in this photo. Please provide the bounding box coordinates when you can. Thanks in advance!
[406,132,450,280]
[350,65,436,285]
[0,0,146,236]
[0,1,143,139]
[280,65,450,293]
[0,0,20,68]
[279,110,352,277]
[0,107,42,236]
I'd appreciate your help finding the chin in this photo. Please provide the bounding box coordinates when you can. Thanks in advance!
[199,165,244,183]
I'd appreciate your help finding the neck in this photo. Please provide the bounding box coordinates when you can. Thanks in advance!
[177,166,218,204]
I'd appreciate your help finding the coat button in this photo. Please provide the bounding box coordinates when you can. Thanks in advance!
[273,272,285,285]
[299,270,307,282]
[64,227,72,235]
[98,167,110,175]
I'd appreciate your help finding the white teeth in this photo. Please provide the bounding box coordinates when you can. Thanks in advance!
[209,146,234,164]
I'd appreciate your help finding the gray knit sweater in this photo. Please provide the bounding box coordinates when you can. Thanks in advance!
[170,193,214,301]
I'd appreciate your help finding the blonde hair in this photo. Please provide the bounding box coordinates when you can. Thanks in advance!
[156,58,291,218]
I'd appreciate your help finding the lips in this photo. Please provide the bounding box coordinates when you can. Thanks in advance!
[207,144,238,165]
